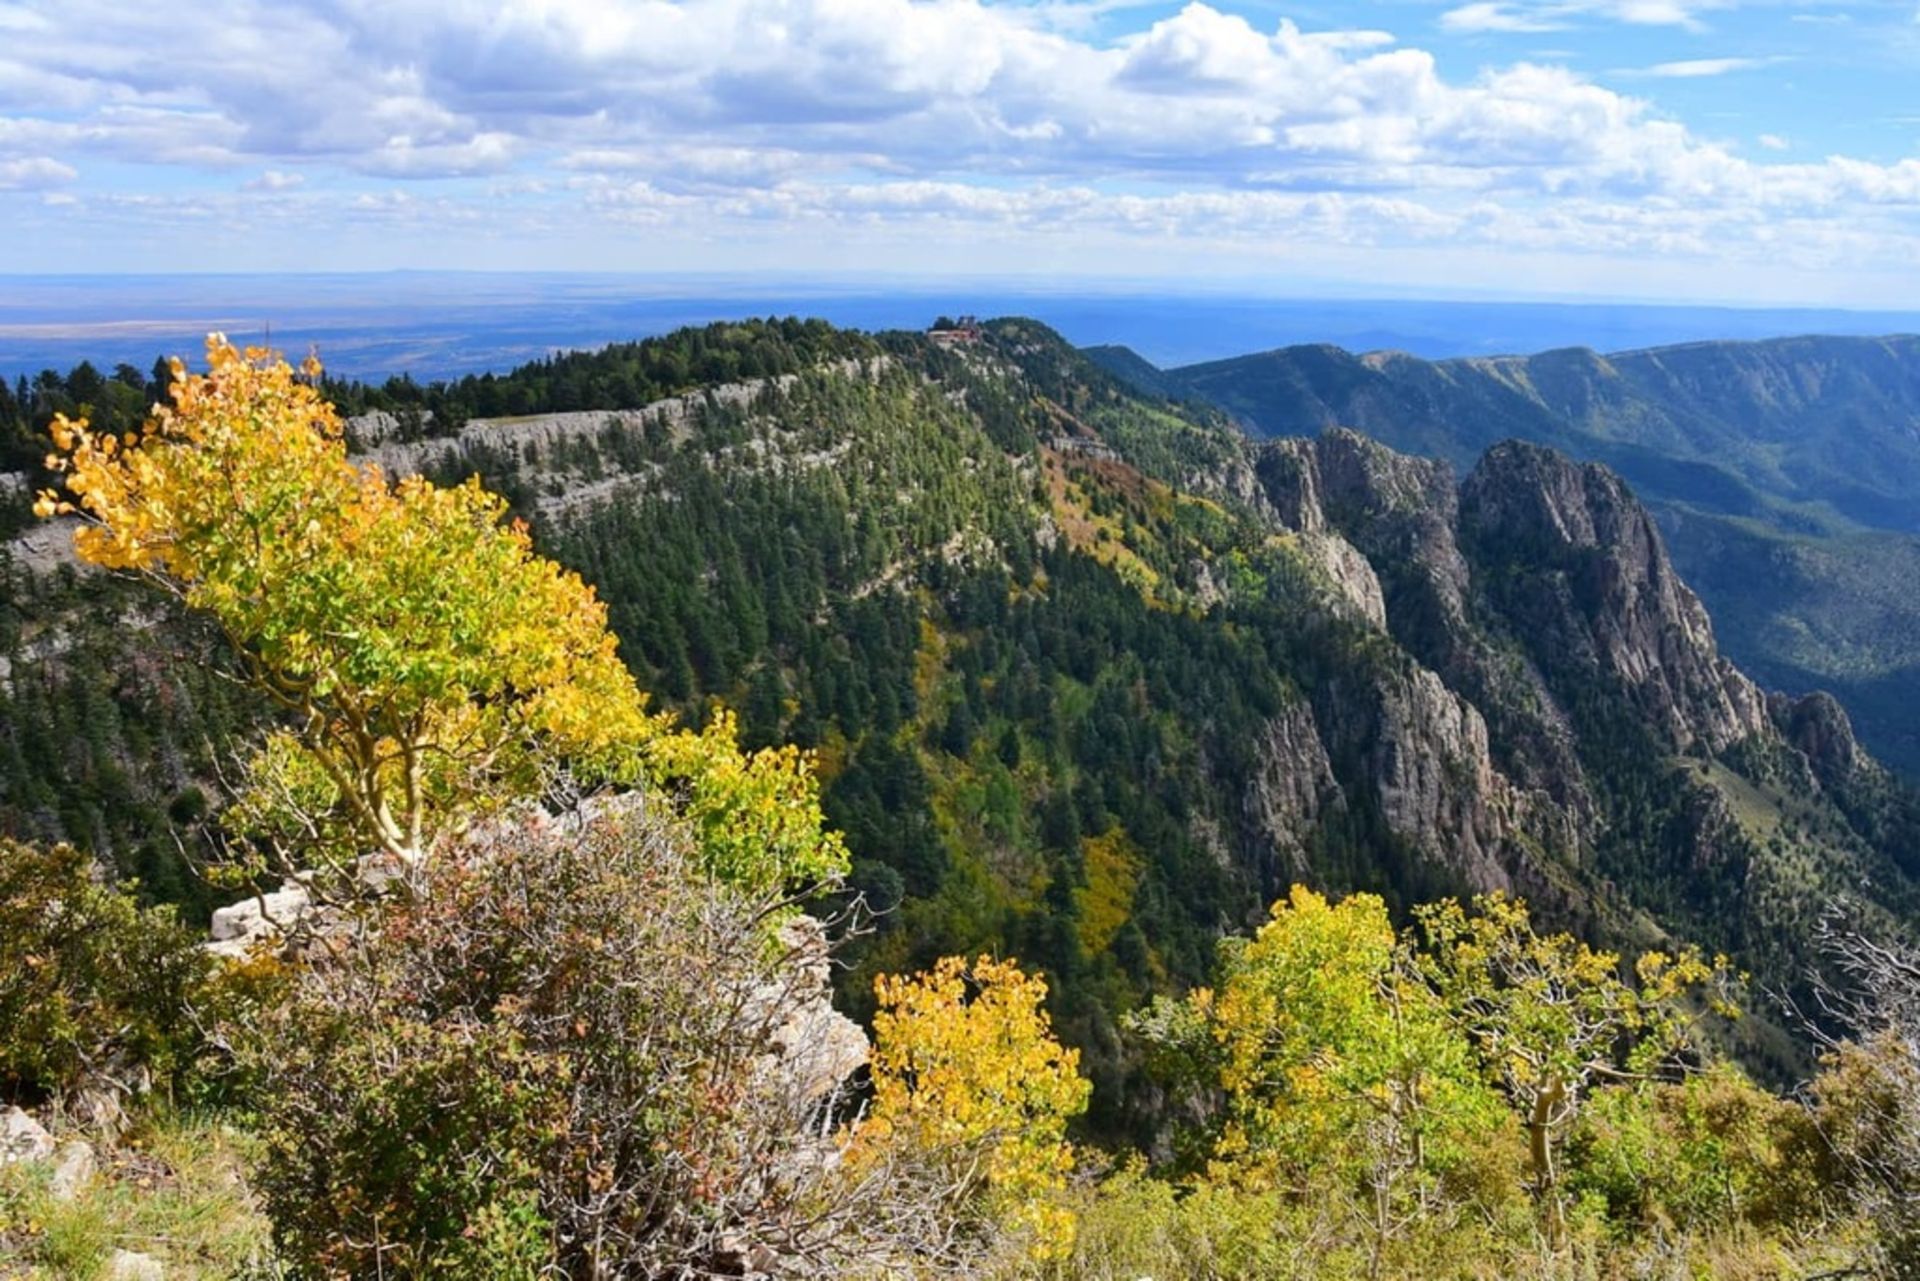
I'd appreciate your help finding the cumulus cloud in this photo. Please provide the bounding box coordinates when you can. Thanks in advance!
[0,0,1688,188]
[0,0,1841,205]
[0,0,1914,278]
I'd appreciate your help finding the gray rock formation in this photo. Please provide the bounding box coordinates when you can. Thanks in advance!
[0,1112,99,1202]
[351,357,891,520]
[1461,441,1769,754]
[1246,702,1343,878]
[759,917,872,1106]
[1293,531,1387,630]
[1772,690,1865,789]
[0,1106,54,1165]
[49,1138,96,1201]
[206,882,314,959]
[1201,422,1868,910]
[1314,664,1517,893]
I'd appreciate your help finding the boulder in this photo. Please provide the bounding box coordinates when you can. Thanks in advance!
[106,1249,165,1280]
[49,1138,96,1200]
[0,1106,54,1165]
[206,882,312,958]
[757,917,869,1105]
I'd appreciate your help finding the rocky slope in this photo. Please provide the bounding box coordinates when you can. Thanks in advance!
[1222,423,1919,1053]
[1091,334,1920,776]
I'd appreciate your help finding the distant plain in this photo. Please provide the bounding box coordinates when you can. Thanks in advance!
[7,272,1920,383]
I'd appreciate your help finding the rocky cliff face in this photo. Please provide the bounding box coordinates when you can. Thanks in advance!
[1317,663,1518,893]
[1248,431,1521,885]
[1093,333,1920,778]
[1244,702,1342,881]
[1770,690,1864,789]
[1205,418,1910,972]
[1460,441,1770,755]
[1230,430,1581,894]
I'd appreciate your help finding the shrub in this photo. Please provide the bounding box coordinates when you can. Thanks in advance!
[996,1158,1538,1281]
[1805,1031,1920,1276]
[245,802,894,1279]
[1130,886,1522,1270]
[0,838,211,1106]
[1564,1064,1814,1236]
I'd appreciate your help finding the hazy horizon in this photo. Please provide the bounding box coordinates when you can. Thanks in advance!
[7,272,1920,385]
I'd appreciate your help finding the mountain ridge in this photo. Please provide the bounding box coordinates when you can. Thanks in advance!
[5,316,1916,1109]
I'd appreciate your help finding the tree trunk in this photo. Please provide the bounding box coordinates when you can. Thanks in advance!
[1528,1079,1567,1250]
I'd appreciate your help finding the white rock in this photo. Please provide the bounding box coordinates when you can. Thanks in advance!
[106,1249,166,1280]
[48,1138,95,1200]
[0,1106,54,1164]
[206,882,312,956]
[754,918,869,1104]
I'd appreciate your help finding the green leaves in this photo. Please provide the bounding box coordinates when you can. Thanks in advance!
[1140,884,1741,1254]
[0,838,212,1103]
[1192,887,1504,1205]
[1412,892,1736,1240]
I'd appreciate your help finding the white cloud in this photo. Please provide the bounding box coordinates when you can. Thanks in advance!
[0,156,77,190]
[0,0,1815,201]
[0,0,1915,283]
[1629,56,1779,77]
[1606,0,1717,27]
[357,131,519,179]
[1441,0,1726,33]
[1440,3,1569,33]
[1758,133,1790,150]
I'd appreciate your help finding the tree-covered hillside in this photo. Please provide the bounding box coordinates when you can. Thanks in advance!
[9,322,1920,1276]
[7,319,1920,1110]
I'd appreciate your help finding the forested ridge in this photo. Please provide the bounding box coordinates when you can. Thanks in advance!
[5,319,1920,1276]
[8,317,1919,1070]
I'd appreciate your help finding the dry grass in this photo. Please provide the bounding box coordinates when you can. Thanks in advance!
[0,1111,273,1280]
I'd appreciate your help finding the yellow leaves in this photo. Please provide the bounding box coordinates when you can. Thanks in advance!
[35,336,847,893]
[859,954,1090,1260]
[1074,828,1143,956]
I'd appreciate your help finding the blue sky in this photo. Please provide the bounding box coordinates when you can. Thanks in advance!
[1,0,1917,304]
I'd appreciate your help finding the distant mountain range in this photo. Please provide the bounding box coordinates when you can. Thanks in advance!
[1088,334,1920,778]
[7,273,1920,381]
